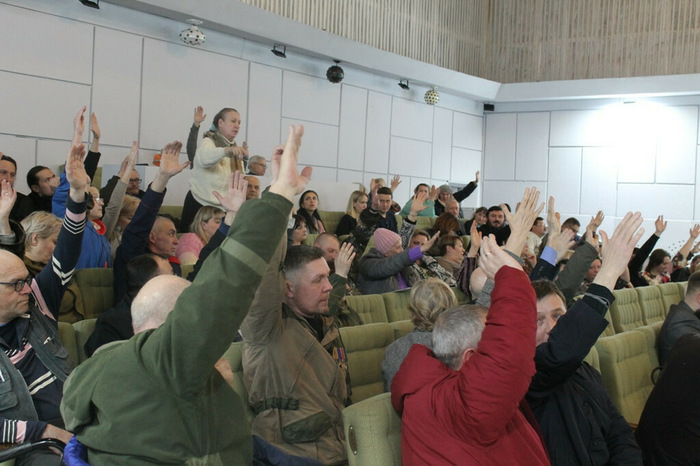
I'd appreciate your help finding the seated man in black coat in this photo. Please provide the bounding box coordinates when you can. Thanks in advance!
[527,211,644,465]
[657,271,700,366]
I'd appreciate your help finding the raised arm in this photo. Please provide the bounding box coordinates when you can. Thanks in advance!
[35,107,90,319]
[457,235,537,443]
[103,143,137,239]
[628,215,665,281]
[186,106,206,167]
[143,125,308,393]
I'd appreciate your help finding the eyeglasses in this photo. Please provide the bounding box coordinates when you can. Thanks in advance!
[0,277,32,292]
[129,178,142,183]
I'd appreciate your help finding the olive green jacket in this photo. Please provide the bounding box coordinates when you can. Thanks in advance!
[241,241,348,464]
[61,192,291,465]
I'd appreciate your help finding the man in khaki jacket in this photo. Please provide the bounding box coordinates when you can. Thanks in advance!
[241,239,354,464]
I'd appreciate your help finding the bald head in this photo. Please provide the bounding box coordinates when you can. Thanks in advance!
[131,275,190,334]
[244,176,260,200]
[148,217,178,257]
[313,233,341,263]
[0,250,32,323]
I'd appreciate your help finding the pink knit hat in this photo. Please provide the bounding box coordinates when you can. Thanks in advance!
[374,228,402,255]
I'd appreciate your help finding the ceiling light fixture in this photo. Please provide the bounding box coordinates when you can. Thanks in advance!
[326,60,344,84]
[271,44,287,58]
[398,79,410,90]
[180,19,206,46]
[78,0,100,8]
[424,86,440,105]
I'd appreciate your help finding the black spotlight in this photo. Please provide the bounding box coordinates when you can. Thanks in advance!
[271,44,286,58]
[398,79,410,90]
[326,60,344,84]
[78,0,100,8]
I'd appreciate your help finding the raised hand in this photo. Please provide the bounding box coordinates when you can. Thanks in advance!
[504,187,544,256]
[269,125,312,202]
[468,220,482,257]
[151,141,188,193]
[474,170,480,183]
[546,196,561,235]
[548,228,576,262]
[690,224,700,239]
[118,141,138,182]
[71,106,86,148]
[654,215,667,236]
[588,210,604,231]
[419,231,440,254]
[90,112,101,141]
[213,171,248,219]
[65,142,89,203]
[480,234,522,280]
[594,212,645,289]
[334,242,356,278]
[390,175,402,192]
[428,185,439,201]
[409,191,430,215]
[0,180,17,223]
[240,141,249,161]
[193,106,207,127]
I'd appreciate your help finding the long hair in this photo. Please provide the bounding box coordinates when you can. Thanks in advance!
[345,190,368,219]
[298,190,324,234]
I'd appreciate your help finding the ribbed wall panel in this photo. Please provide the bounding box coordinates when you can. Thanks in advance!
[241,0,700,83]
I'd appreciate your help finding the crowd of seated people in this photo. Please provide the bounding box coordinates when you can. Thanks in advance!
[2,105,700,465]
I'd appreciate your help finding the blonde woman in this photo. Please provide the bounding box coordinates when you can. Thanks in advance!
[21,211,85,323]
[381,278,458,390]
[175,205,225,266]
[336,190,368,236]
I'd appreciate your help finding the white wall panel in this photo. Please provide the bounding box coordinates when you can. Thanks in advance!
[656,106,698,184]
[431,108,453,181]
[389,137,432,178]
[338,85,368,171]
[281,119,338,168]
[618,184,694,220]
[483,181,547,209]
[450,148,482,207]
[484,113,516,180]
[93,145,138,167]
[0,5,93,84]
[550,110,613,147]
[248,63,282,155]
[548,148,582,215]
[581,147,618,215]
[282,71,340,125]
[140,39,249,150]
[616,144,655,183]
[337,169,365,186]
[36,140,70,178]
[306,166,337,183]
[0,72,91,141]
[365,92,392,173]
[452,112,483,151]
[92,28,142,147]
[515,112,549,181]
[390,98,433,142]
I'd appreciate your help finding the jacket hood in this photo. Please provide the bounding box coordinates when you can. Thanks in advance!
[391,344,452,414]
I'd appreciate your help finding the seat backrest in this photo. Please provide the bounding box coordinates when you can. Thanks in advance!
[390,320,414,341]
[58,322,79,366]
[658,281,683,312]
[381,289,412,323]
[344,294,389,325]
[73,268,114,319]
[342,393,402,466]
[595,325,659,425]
[583,345,600,372]
[340,323,395,403]
[635,286,666,326]
[221,342,256,426]
[601,310,616,337]
[72,318,97,364]
[609,288,644,333]
[318,210,346,236]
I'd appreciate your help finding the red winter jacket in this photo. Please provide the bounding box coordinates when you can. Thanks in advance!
[391,267,550,465]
